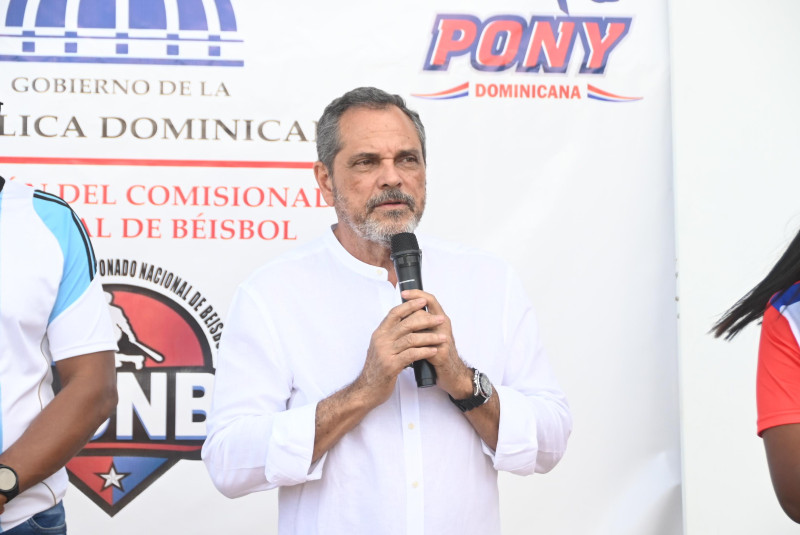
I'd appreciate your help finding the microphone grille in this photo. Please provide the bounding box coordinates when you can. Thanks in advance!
[390,232,419,254]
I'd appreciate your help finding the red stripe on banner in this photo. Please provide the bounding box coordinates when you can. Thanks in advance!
[586,84,639,101]
[0,156,314,169]
[411,82,469,98]
[82,442,203,452]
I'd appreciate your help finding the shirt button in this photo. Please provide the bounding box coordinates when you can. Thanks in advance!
[408,423,415,430]
[412,481,419,489]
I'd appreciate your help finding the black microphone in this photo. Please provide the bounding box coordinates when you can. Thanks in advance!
[390,232,437,388]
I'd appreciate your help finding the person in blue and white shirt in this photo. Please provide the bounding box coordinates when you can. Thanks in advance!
[0,175,117,534]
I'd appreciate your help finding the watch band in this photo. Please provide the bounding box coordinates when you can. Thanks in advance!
[0,465,20,503]
[449,368,493,413]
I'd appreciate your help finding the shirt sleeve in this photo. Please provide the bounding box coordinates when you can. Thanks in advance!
[483,268,572,475]
[34,192,116,360]
[757,304,800,435]
[201,284,325,498]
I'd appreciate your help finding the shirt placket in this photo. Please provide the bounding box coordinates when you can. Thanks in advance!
[398,368,424,535]
[379,281,425,534]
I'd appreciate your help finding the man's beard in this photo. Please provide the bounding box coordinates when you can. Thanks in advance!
[333,187,425,246]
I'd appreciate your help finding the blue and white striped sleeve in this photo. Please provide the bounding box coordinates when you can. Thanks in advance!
[33,192,117,361]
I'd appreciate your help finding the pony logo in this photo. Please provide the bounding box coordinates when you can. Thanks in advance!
[65,270,219,516]
[0,0,243,66]
[423,14,631,74]
[416,4,642,103]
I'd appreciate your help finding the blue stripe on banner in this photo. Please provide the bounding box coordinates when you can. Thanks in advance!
[78,0,115,29]
[0,55,244,66]
[35,0,67,27]
[177,0,207,30]
[0,34,243,42]
[214,0,236,31]
[130,0,167,30]
[5,0,28,27]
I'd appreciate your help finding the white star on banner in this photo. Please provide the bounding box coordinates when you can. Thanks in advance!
[98,464,130,490]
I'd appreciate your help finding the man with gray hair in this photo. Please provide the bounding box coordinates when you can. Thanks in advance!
[202,87,571,534]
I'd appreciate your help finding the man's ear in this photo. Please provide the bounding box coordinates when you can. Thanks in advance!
[313,161,335,207]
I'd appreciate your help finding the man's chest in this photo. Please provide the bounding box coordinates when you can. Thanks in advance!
[271,281,506,405]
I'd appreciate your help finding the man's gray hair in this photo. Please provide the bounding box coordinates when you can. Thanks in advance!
[316,87,427,172]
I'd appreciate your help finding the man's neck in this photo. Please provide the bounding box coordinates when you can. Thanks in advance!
[332,224,398,285]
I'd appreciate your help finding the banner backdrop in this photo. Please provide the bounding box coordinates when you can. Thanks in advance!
[0,1,679,533]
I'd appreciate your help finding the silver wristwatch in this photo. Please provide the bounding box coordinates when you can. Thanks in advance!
[449,368,493,412]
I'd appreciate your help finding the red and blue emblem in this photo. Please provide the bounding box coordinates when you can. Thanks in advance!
[65,281,216,516]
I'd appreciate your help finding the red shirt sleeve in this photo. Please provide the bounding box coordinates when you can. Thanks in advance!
[757,304,800,435]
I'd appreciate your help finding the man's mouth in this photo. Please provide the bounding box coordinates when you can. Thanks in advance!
[377,200,407,208]
[369,198,412,212]
[366,190,417,214]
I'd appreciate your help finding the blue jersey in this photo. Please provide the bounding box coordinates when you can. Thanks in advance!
[0,176,116,530]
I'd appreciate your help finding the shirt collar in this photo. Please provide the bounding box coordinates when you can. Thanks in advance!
[323,225,391,282]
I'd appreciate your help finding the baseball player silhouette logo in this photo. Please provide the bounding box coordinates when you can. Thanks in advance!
[66,282,217,516]
[106,291,165,370]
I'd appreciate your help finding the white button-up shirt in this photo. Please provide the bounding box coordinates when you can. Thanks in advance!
[202,229,571,534]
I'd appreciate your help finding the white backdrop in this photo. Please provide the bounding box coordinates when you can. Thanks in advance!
[0,1,680,533]
[672,0,800,533]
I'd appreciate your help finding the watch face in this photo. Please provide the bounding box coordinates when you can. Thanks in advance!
[0,467,17,492]
[479,373,493,397]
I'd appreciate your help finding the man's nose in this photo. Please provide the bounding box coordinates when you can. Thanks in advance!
[377,159,403,188]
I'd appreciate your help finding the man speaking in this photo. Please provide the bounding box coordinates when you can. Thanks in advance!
[202,87,572,534]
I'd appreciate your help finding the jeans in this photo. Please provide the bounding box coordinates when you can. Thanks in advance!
[3,502,66,535]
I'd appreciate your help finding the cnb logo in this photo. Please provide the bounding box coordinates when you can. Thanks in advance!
[0,0,243,66]
[65,279,216,516]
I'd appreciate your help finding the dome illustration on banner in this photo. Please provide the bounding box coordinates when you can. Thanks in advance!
[0,0,243,66]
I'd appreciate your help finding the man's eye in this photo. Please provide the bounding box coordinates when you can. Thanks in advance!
[399,155,419,164]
